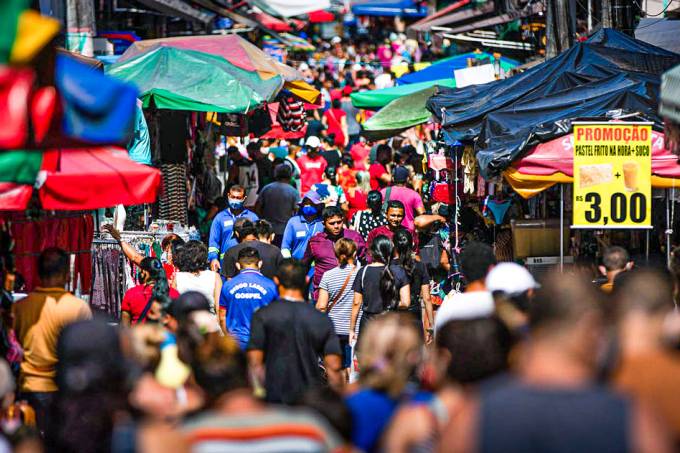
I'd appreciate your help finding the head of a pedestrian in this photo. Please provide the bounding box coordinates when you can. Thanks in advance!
[227,185,247,213]
[599,246,632,284]
[50,320,128,453]
[334,238,357,267]
[175,240,208,273]
[392,165,409,186]
[236,247,262,273]
[190,333,249,407]
[324,166,338,186]
[227,145,243,162]
[274,259,308,299]
[460,241,496,290]
[331,98,342,109]
[161,235,185,266]
[615,269,675,349]
[255,219,275,244]
[529,272,604,371]
[357,313,422,398]
[246,141,262,161]
[376,144,392,166]
[367,190,383,214]
[234,218,256,243]
[485,262,540,335]
[274,163,292,182]
[38,247,70,288]
[356,171,371,194]
[306,136,321,157]
[385,200,405,229]
[432,316,512,388]
[138,257,172,322]
[300,193,324,220]
[323,206,345,238]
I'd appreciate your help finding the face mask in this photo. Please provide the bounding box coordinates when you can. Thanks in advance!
[301,205,318,217]
[161,251,168,263]
[228,198,244,210]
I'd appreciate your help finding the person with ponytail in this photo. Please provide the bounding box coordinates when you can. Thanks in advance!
[316,238,361,376]
[350,235,410,344]
[121,257,178,326]
[393,228,435,343]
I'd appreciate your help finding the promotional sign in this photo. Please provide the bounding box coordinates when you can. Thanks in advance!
[573,122,652,229]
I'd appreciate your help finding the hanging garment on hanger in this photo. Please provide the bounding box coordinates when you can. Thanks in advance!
[484,196,512,225]
[461,146,477,195]
[158,163,188,225]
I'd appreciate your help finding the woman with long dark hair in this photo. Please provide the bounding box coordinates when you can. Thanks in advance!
[121,257,178,326]
[350,235,409,343]
[393,228,435,343]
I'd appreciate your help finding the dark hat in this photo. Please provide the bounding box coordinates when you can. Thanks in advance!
[393,166,409,183]
[167,291,212,321]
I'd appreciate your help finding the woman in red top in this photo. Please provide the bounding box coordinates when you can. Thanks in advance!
[322,98,349,148]
[121,257,179,326]
[347,171,370,222]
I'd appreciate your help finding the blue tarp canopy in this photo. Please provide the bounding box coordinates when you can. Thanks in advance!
[397,52,519,85]
[351,0,427,17]
[427,29,680,179]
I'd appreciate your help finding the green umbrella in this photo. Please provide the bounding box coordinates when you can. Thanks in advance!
[107,47,284,113]
[361,86,437,140]
[350,78,456,110]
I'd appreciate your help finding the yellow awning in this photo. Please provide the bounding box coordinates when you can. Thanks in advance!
[504,167,680,199]
[285,79,321,105]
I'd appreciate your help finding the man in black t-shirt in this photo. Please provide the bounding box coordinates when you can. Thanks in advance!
[247,260,343,404]
[222,219,282,281]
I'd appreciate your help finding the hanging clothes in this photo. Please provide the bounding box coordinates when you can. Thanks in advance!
[90,247,124,319]
[461,146,477,195]
[158,164,188,225]
[8,214,94,294]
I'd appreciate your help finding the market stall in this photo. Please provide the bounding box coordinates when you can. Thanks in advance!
[426,29,680,270]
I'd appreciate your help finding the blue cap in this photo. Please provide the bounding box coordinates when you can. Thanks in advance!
[301,190,323,205]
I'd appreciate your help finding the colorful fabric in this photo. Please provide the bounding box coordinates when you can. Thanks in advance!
[183,407,342,452]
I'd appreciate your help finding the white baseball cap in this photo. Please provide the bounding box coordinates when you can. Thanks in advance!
[305,136,321,148]
[485,262,540,296]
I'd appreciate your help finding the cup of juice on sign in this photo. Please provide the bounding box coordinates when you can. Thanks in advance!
[622,161,638,192]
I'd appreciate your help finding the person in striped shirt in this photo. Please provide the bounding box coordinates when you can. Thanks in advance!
[316,238,362,378]
[182,334,345,453]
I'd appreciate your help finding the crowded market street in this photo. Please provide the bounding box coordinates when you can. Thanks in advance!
[1,0,680,451]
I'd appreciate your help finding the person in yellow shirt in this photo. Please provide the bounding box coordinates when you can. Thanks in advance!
[12,247,92,435]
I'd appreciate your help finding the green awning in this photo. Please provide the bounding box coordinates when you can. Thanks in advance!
[361,86,437,140]
[106,46,284,113]
[350,78,456,109]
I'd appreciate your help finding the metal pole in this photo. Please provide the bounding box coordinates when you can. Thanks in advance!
[646,228,650,264]
[587,0,593,32]
[560,183,565,272]
[667,189,671,267]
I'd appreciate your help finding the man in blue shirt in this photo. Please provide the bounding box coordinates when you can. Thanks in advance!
[281,191,324,260]
[209,185,259,271]
[219,247,277,349]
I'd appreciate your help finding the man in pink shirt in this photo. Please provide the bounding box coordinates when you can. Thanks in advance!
[380,166,425,231]
[297,136,328,194]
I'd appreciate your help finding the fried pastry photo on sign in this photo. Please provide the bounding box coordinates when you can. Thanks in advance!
[579,164,613,189]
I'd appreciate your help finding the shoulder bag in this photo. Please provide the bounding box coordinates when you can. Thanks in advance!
[326,265,355,314]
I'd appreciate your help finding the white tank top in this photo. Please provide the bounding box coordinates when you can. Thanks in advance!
[174,270,217,314]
